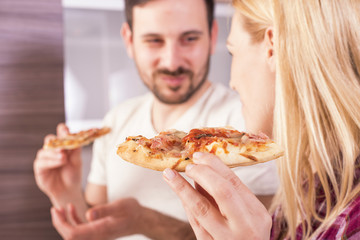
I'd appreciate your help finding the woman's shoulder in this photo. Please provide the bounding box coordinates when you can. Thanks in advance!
[317,194,360,239]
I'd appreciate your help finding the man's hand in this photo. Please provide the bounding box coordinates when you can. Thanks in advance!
[51,198,195,240]
[51,198,144,240]
[33,123,83,205]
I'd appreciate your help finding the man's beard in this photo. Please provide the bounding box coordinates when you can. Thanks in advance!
[138,57,210,105]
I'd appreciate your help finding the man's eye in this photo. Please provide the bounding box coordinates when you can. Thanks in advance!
[184,36,199,42]
[146,39,163,44]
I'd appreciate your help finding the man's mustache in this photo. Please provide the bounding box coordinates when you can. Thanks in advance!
[156,67,193,77]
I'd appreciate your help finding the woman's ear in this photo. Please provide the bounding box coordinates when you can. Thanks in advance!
[121,22,134,59]
[264,27,275,72]
[210,20,219,55]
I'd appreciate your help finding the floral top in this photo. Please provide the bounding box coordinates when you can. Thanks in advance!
[270,156,360,239]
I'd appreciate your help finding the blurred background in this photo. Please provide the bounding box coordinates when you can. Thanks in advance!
[0,0,232,239]
[63,0,234,132]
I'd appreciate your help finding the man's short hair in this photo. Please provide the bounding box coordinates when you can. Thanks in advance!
[124,0,215,32]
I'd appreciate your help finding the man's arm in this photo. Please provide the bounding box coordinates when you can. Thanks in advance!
[85,183,108,206]
[52,197,196,240]
[140,207,195,240]
[51,181,195,240]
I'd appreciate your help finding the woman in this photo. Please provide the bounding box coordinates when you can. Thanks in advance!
[163,0,360,239]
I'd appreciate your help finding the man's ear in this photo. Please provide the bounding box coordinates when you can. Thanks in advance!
[210,20,218,55]
[264,27,275,72]
[121,22,134,59]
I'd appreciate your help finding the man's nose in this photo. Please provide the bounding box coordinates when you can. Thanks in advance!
[159,42,183,72]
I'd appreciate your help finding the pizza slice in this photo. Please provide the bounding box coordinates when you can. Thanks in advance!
[44,127,111,150]
[117,127,283,171]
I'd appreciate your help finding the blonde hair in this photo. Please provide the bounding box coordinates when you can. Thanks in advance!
[233,0,360,238]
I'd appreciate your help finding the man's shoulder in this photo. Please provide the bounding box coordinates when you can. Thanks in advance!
[102,93,152,126]
[211,82,238,95]
[204,83,242,112]
[115,93,152,108]
[108,93,152,115]
[189,83,244,130]
[208,83,241,104]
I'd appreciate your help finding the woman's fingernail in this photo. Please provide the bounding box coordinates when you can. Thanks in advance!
[163,168,176,180]
[193,152,204,161]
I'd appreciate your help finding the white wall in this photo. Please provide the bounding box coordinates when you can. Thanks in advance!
[63,3,234,132]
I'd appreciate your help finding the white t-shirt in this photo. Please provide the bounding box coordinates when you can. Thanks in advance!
[88,83,279,239]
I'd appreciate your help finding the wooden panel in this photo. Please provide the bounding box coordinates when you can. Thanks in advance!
[0,0,64,239]
[0,173,59,239]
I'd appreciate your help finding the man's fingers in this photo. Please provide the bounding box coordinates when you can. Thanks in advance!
[86,207,100,222]
[57,123,69,138]
[86,200,116,222]
[51,207,67,225]
[36,148,64,161]
[87,198,138,222]
[68,203,83,225]
[34,149,66,173]
[68,147,83,166]
[44,134,56,145]
[52,207,96,240]
[81,216,119,239]
[51,207,73,239]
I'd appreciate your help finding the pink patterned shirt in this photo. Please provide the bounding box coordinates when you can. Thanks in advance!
[270,157,360,239]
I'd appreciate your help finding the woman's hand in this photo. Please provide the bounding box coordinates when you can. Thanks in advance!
[163,152,272,240]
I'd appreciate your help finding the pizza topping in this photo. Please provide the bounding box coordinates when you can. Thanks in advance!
[195,133,214,139]
[183,128,245,143]
[150,133,182,152]
[126,128,274,159]
[133,128,265,153]
[180,128,271,158]
[240,134,250,144]
[127,130,185,157]
[248,132,269,142]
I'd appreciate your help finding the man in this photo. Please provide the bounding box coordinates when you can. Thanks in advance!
[34,0,279,239]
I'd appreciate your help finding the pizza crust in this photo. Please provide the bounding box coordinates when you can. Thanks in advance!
[203,141,284,167]
[44,127,111,150]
